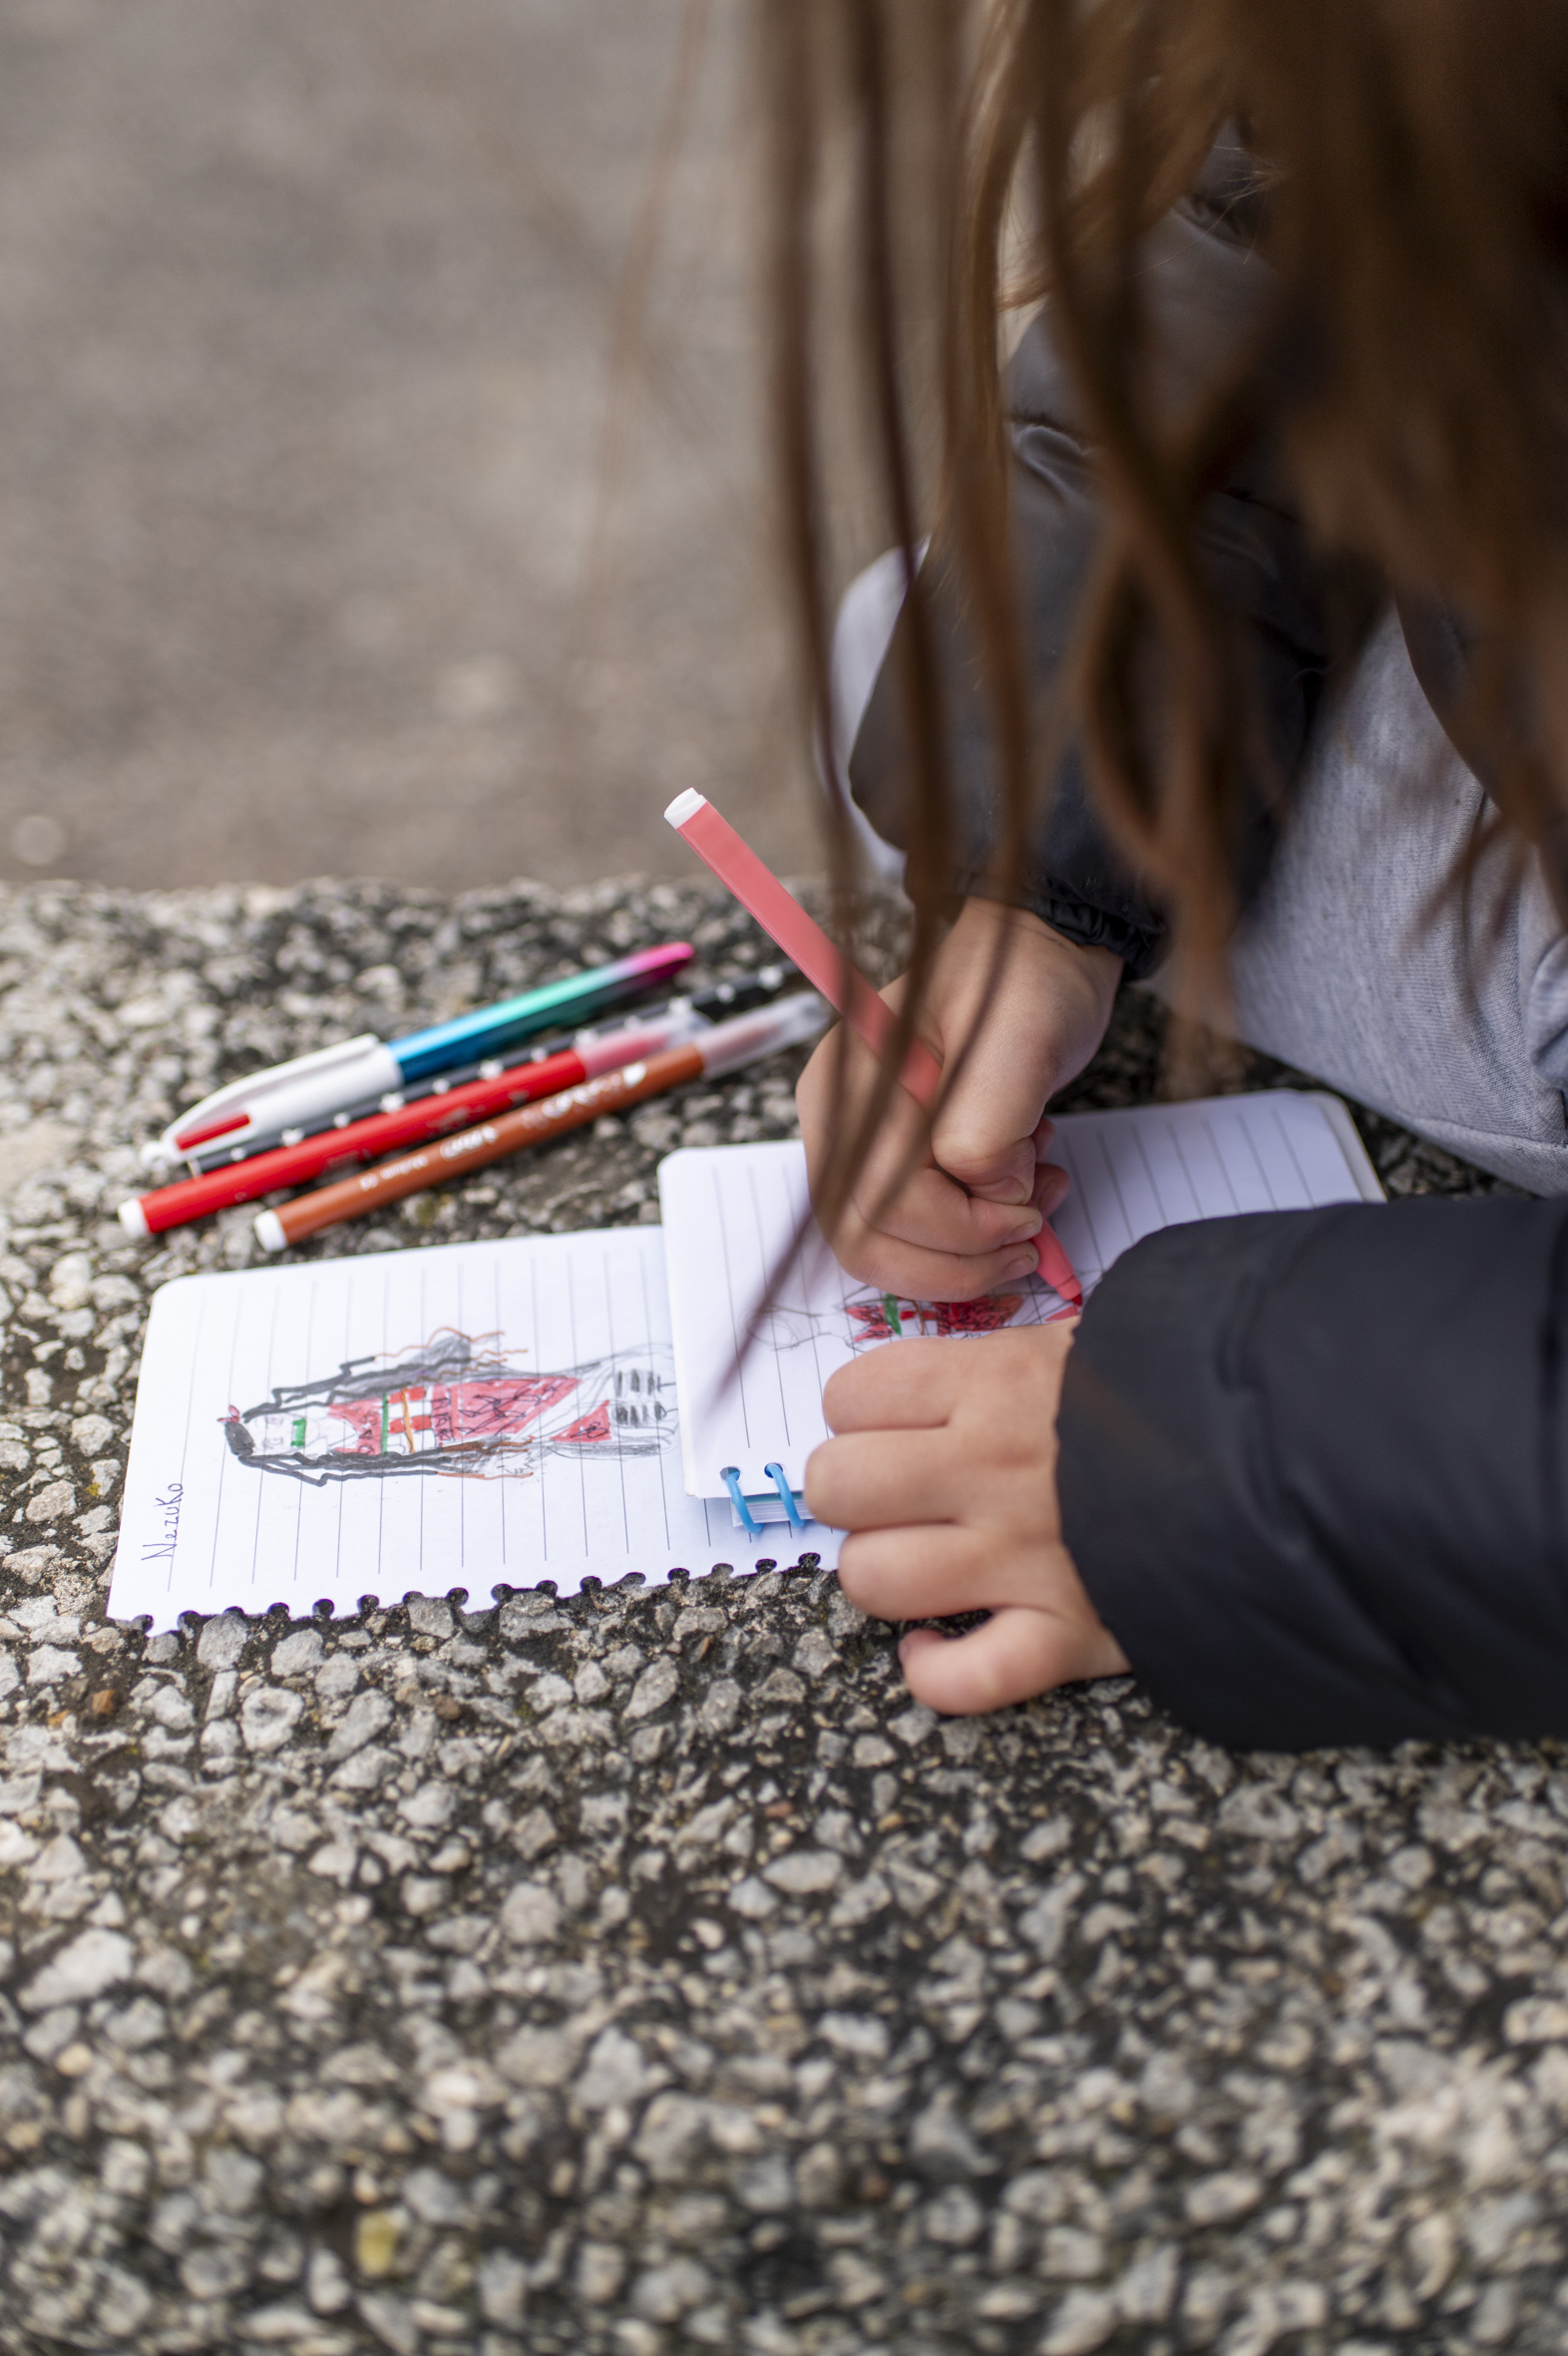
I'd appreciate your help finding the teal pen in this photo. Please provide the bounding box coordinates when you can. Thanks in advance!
[143,942,694,1170]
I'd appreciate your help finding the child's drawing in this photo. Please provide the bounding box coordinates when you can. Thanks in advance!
[753,1277,1053,1357]
[843,1291,1027,1344]
[223,1327,675,1487]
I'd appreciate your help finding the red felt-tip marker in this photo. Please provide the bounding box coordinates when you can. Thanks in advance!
[663,789,1083,1310]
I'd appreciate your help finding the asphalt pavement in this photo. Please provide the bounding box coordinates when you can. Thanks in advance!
[0,0,816,896]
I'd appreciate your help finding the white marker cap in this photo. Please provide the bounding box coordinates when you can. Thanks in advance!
[253,1210,286,1253]
[663,788,707,827]
[117,1198,150,1241]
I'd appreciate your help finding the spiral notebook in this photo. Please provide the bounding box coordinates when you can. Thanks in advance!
[109,1088,1378,1628]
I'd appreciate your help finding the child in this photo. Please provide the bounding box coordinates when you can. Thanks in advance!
[775,3,1568,1749]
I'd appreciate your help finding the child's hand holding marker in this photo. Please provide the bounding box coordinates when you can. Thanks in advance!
[662,793,1092,1310]
[804,1325,1130,1714]
[795,898,1121,1302]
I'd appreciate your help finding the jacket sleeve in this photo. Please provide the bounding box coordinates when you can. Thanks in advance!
[1057,1196,1568,1750]
[847,158,1346,977]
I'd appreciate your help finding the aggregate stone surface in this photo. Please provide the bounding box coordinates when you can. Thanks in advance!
[0,877,1561,2356]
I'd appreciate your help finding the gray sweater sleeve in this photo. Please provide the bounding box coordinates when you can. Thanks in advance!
[1057,1197,1568,1750]
[846,174,1346,975]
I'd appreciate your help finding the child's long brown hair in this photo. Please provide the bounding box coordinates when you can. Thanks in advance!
[762,0,1568,1230]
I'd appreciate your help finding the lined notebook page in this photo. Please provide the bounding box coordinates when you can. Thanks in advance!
[112,1227,827,1634]
[1045,1090,1381,1287]
[658,1090,1380,1498]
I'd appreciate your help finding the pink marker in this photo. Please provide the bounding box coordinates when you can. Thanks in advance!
[663,790,1082,1310]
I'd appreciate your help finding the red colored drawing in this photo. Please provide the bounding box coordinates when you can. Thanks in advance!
[846,1293,1024,1346]
[222,1329,675,1488]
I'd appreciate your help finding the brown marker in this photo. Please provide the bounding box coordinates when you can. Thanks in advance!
[252,993,827,1251]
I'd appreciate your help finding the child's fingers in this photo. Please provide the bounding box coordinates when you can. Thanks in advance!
[820,1336,976,1433]
[827,1191,1043,1303]
[839,1092,1035,1248]
[823,1227,1041,1304]
[897,1607,1116,1715]
[856,1165,1041,1259]
[806,1071,1026,1282]
[936,1131,1039,1209]
[833,1524,1052,1622]
[801,1009,1047,1260]
[1032,1160,1070,1220]
[804,1428,974,1532]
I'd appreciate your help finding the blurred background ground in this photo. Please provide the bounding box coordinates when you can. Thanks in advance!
[0,0,820,894]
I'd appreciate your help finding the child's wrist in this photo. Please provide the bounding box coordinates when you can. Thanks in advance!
[962,901,1120,1059]
[1018,910,1122,999]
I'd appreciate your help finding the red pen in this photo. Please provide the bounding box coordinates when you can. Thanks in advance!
[117,1003,708,1239]
[663,790,1083,1309]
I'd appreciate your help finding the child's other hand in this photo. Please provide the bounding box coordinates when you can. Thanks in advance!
[795,899,1119,1301]
[804,1326,1129,1714]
